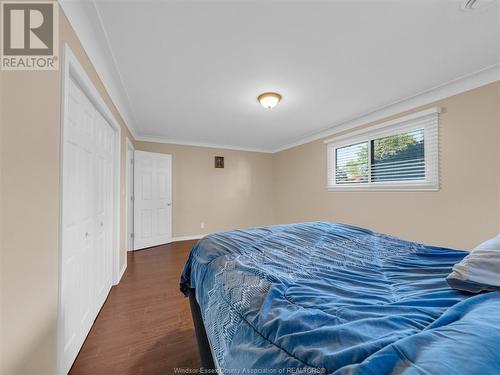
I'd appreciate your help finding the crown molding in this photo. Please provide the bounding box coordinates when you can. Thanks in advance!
[323,106,441,144]
[134,135,273,153]
[59,0,499,154]
[272,64,500,153]
[135,65,499,154]
[59,0,139,139]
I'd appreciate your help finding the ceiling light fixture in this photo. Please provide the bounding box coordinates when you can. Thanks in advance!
[258,92,282,109]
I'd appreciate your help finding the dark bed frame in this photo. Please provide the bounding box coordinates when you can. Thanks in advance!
[188,288,216,370]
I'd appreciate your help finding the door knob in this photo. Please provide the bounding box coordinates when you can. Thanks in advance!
[167,203,172,207]
[85,232,89,238]
[100,222,104,227]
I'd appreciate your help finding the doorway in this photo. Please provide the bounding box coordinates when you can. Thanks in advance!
[126,138,135,251]
[133,151,172,250]
[58,45,121,375]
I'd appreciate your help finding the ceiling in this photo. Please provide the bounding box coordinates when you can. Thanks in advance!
[60,0,500,152]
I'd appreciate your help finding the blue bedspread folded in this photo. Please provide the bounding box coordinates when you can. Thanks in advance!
[180,222,500,374]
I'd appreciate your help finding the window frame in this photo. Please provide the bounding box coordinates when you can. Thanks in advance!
[326,107,440,191]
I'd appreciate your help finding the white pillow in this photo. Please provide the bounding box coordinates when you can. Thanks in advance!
[474,234,500,250]
[446,234,500,293]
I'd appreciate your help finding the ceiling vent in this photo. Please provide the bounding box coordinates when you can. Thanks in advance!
[461,0,495,11]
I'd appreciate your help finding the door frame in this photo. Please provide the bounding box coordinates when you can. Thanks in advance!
[58,44,122,375]
[133,151,173,250]
[125,137,135,251]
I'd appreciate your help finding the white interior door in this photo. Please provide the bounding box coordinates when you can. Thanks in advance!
[126,141,135,251]
[133,151,172,250]
[93,111,114,308]
[61,77,115,374]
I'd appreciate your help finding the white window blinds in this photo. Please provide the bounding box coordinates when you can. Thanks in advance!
[326,107,440,191]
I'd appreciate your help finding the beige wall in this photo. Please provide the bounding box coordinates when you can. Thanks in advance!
[0,8,275,374]
[0,4,498,375]
[273,82,500,249]
[1,67,61,375]
[134,142,274,237]
[0,10,135,375]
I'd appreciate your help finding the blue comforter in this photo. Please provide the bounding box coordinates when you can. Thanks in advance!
[180,222,500,374]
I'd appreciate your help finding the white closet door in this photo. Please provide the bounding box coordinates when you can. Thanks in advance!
[133,151,172,250]
[93,110,114,309]
[61,77,114,374]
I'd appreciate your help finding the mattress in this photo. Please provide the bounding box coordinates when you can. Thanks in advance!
[180,222,500,374]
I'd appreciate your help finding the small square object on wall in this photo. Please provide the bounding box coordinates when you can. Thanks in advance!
[215,156,224,168]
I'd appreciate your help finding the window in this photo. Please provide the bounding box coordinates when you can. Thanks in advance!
[326,107,440,191]
[335,142,369,184]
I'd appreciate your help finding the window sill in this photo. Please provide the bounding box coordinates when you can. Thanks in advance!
[327,182,439,192]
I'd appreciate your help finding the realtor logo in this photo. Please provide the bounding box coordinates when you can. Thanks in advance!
[1,1,58,70]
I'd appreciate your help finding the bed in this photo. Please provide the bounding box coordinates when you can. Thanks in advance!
[180,222,500,374]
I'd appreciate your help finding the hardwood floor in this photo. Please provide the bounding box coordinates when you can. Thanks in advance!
[69,240,201,375]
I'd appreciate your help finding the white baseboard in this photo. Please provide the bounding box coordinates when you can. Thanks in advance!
[171,234,205,242]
